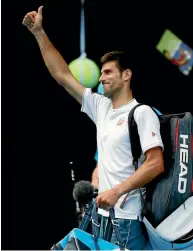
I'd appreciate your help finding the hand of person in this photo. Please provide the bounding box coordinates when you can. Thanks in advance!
[22,6,44,34]
[96,187,121,211]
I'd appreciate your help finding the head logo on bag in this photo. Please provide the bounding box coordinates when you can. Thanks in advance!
[179,134,189,193]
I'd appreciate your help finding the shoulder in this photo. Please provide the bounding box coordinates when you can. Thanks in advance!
[134,104,155,117]
[133,104,159,124]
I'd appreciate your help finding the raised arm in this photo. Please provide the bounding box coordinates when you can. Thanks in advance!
[22,6,85,104]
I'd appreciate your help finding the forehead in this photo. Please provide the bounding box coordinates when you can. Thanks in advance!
[101,61,118,73]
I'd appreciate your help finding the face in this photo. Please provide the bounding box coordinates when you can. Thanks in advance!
[99,61,126,98]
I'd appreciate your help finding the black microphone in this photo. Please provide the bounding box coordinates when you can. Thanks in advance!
[73,180,98,206]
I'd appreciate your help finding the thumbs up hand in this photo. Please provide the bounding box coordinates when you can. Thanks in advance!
[22,6,44,34]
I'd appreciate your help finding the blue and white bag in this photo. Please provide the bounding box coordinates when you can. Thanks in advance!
[51,201,124,250]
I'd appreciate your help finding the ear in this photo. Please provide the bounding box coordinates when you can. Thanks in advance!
[123,69,132,81]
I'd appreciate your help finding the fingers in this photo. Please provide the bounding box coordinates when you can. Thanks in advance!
[22,20,29,28]
[22,20,29,27]
[22,11,37,28]
[96,196,109,210]
[26,13,35,23]
[22,18,31,26]
[31,11,38,17]
[22,19,34,29]
[25,12,37,21]
[22,15,34,29]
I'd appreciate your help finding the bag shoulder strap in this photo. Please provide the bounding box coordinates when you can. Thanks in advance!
[128,103,144,169]
[79,199,95,231]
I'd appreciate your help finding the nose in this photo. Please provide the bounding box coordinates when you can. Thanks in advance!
[99,73,104,83]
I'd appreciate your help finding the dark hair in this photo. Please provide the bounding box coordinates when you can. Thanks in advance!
[100,51,133,73]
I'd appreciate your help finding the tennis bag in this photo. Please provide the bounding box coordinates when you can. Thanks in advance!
[128,104,193,227]
[50,200,124,250]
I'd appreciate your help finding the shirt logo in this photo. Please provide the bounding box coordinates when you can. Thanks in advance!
[152,132,157,137]
[117,119,125,126]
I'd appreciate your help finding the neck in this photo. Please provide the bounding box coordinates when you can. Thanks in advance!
[111,89,133,109]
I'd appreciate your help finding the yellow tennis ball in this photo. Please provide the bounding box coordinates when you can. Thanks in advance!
[69,58,100,88]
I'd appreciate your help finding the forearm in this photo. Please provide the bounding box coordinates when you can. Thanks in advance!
[91,165,99,189]
[33,29,71,84]
[115,159,164,196]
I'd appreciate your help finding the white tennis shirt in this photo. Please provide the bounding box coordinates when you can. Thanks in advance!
[81,88,163,219]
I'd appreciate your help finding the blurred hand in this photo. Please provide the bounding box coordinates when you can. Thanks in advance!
[96,188,121,211]
[22,6,44,34]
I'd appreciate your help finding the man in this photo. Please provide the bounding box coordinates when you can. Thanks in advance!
[22,7,164,250]
[92,103,163,190]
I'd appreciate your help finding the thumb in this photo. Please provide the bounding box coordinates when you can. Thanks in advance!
[38,6,43,15]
